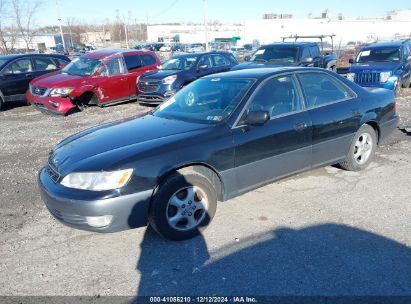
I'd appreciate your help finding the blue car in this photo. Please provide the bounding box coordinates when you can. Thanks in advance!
[136,51,238,105]
[347,40,411,95]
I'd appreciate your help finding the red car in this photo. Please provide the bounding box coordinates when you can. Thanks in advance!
[27,49,161,115]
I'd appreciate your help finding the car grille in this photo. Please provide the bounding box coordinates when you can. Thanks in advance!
[31,86,49,97]
[354,72,380,84]
[138,81,160,93]
[45,161,61,183]
[137,94,165,104]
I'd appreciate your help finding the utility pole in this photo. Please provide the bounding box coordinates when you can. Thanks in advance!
[55,0,66,50]
[124,23,129,48]
[203,0,208,51]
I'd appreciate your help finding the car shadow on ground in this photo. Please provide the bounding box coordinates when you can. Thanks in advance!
[0,100,28,111]
[133,223,411,299]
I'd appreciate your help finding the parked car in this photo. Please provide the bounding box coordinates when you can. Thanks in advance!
[27,49,161,115]
[0,53,70,110]
[232,42,337,71]
[346,40,411,95]
[136,51,238,105]
[187,43,205,53]
[38,67,398,240]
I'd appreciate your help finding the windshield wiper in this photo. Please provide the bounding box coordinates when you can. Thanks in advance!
[252,58,267,63]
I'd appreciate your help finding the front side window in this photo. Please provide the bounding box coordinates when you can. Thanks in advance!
[2,59,33,75]
[246,75,302,118]
[161,55,198,71]
[105,57,124,75]
[250,47,299,64]
[298,73,352,108]
[356,48,401,63]
[34,57,57,71]
[197,55,212,68]
[153,78,254,124]
[301,47,311,60]
[211,54,228,67]
[62,57,101,76]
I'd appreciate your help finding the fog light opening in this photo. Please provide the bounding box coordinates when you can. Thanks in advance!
[49,100,60,108]
[86,215,113,228]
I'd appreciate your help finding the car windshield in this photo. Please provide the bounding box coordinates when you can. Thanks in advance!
[251,47,298,63]
[161,55,198,71]
[356,48,401,63]
[62,57,102,76]
[153,78,254,124]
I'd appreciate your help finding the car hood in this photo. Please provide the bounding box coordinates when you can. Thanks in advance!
[32,72,86,88]
[350,61,401,73]
[231,61,295,71]
[141,69,181,80]
[50,114,211,175]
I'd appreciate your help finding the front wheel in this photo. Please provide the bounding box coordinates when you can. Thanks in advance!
[339,124,377,171]
[149,170,217,241]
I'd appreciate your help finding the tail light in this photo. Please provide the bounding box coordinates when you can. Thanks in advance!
[393,100,397,113]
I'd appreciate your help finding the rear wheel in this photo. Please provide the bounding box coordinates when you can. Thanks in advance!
[149,170,217,241]
[339,125,377,171]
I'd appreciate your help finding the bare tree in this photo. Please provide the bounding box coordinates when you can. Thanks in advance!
[12,0,41,51]
[0,0,17,54]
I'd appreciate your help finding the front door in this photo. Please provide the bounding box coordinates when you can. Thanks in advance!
[98,56,130,104]
[232,74,312,193]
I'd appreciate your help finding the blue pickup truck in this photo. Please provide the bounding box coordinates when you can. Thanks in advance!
[346,40,411,95]
[232,41,337,71]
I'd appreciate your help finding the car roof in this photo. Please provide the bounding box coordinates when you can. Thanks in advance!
[203,67,324,79]
[363,41,406,49]
[0,53,68,61]
[82,49,154,59]
[261,42,318,48]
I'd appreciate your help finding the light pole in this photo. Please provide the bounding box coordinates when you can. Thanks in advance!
[56,0,66,50]
[203,0,208,51]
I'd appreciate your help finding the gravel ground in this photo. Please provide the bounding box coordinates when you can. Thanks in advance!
[0,92,410,297]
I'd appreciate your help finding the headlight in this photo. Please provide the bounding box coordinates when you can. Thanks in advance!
[60,169,133,191]
[380,72,391,83]
[346,73,355,82]
[49,87,74,97]
[162,75,177,85]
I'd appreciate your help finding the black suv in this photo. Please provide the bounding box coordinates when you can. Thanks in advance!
[0,53,70,110]
[137,51,239,105]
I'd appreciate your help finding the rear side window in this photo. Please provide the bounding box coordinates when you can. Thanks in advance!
[141,54,157,66]
[310,46,320,58]
[124,55,142,71]
[211,54,229,67]
[2,59,33,74]
[198,55,212,68]
[298,72,353,108]
[34,57,57,71]
[301,47,311,60]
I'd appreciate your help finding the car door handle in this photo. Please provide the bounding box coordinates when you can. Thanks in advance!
[120,77,127,81]
[294,122,308,131]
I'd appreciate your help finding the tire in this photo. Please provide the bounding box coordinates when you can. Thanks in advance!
[339,124,377,171]
[149,169,217,241]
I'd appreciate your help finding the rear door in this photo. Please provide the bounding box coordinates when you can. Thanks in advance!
[124,53,158,97]
[232,74,312,193]
[98,55,130,103]
[297,71,360,167]
[0,58,34,100]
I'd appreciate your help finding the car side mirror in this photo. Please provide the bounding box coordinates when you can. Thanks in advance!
[198,64,208,70]
[244,55,251,62]
[243,110,270,126]
[302,57,313,63]
[349,58,355,64]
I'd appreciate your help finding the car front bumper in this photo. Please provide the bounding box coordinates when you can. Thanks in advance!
[27,91,76,115]
[38,167,152,233]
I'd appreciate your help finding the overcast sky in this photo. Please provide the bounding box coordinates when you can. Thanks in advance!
[32,0,411,26]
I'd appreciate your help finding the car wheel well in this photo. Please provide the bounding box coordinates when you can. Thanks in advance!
[364,121,380,143]
[78,91,98,105]
[155,164,224,201]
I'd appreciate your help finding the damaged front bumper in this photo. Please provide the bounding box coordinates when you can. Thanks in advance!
[26,91,76,115]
